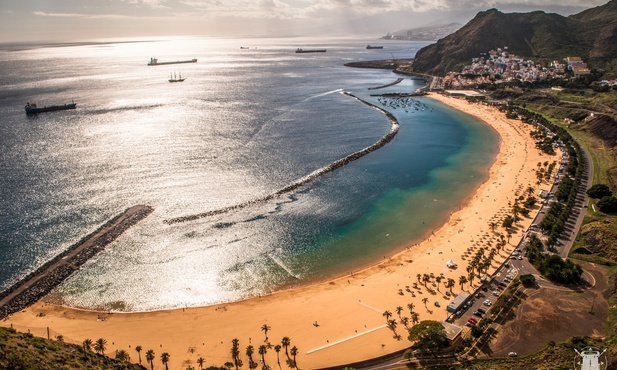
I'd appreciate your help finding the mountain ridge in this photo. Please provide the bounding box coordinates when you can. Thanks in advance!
[412,0,617,75]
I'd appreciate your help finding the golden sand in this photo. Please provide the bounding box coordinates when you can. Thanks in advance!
[3,93,556,369]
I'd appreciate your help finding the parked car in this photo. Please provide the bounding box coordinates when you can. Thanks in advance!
[477,308,486,314]
[508,352,518,357]
[473,311,483,317]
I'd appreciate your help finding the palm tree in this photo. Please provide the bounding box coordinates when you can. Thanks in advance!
[93,338,107,355]
[135,345,143,364]
[527,186,535,197]
[382,310,392,321]
[197,357,205,370]
[161,352,171,370]
[435,276,442,291]
[261,324,271,342]
[395,306,403,319]
[489,221,497,232]
[116,349,130,361]
[290,346,298,368]
[146,349,155,370]
[407,303,415,315]
[446,278,455,293]
[82,338,92,352]
[422,273,431,287]
[416,273,422,284]
[468,271,475,286]
[387,319,397,331]
[281,337,291,358]
[401,316,409,327]
[411,312,420,325]
[258,345,268,367]
[459,275,468,290]
[231,338,240,369]
[274,345,282,365]
[246,345,255,368]
[422,297,428,308]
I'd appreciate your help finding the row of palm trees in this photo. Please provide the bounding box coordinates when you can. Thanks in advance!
[81,338,180,370]
[415,273,457,294]
[231,333,298,369]
[382,301,423,342]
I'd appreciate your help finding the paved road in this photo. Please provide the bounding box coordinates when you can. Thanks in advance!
[559,136,594,258]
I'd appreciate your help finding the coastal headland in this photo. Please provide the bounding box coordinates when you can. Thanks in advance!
[0,205,153,320]
[2,94,553,369]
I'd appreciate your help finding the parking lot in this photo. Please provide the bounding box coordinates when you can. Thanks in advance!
[450,265,519,328]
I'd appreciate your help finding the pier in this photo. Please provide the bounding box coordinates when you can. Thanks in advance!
[0,205,153,319]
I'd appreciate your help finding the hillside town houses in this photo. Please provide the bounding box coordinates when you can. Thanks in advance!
[442,47,592,88]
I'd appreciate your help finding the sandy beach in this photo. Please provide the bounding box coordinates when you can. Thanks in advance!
[2,93,555,369]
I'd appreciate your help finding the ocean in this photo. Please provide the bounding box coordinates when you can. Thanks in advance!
[0,36,498,312]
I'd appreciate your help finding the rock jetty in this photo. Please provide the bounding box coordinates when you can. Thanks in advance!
[165,93,399,224]
[0,205,153,320]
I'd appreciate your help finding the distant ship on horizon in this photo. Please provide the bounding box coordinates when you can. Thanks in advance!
[168,72,186,83]
[25,101,76,114]
[148,57,197,66]
[295,48,327,53]
[366,45,384,49]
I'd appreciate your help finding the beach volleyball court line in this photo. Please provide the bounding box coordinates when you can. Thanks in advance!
[305,324,388,354]
[357,301,383,314]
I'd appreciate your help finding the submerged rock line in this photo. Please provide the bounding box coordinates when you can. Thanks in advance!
[0,205,153,319]
[165,92,399,224]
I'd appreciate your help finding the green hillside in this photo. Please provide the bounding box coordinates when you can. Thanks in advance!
[0,327,145,370]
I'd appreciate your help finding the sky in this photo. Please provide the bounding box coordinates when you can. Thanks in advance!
[0,0,608,43]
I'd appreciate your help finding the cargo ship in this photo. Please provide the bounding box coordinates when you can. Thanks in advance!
[148,57,197,66]
[295,48,327,53]
[25,101,76,114]
[366,45,384,49]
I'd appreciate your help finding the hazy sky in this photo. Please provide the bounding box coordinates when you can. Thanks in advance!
[0,0,607,43]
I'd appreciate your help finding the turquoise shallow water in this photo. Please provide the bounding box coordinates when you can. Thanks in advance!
[0,37,497,311]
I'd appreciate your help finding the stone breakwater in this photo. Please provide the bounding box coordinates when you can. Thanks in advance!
[165,92,399,224]
[368,78,404,90]
[0,205,153,320]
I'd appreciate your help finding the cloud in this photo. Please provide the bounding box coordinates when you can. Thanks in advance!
[32,11,155,20]
[175,0,601,21]
[125,0,169,9]
[178,0,295,19]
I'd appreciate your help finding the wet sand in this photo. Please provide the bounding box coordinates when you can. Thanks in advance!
[2,93,555,369]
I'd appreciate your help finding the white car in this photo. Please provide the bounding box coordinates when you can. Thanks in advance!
[508,352,518,357]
